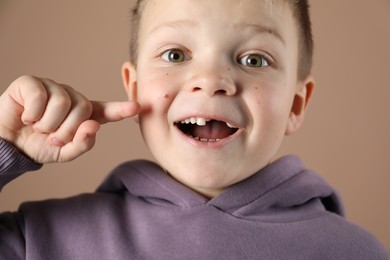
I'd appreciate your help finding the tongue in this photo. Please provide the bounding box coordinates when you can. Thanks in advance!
[192,120,233,140]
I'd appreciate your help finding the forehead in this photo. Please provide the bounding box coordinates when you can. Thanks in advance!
[138,0,296,41]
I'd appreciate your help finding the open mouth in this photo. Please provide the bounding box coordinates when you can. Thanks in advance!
[174,117,239,142]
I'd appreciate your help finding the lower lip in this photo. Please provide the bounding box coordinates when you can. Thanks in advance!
[174,126,243,149]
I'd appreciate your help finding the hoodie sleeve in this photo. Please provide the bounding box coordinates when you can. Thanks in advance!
[0,138,43,189]
[0,138,42,258]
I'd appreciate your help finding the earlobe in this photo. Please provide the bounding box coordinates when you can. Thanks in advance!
[122,61,138,102]
[285,76,315,135]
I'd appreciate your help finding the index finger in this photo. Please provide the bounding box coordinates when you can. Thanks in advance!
[90,101,141,124]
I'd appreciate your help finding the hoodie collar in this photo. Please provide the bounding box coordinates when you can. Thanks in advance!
[209,156,345,221]
[97,155,344,219]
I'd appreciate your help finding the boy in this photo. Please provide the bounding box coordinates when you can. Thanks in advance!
[0,0,388,259]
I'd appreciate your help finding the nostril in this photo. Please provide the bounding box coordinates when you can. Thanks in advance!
[191,87,228,95]
[215,89,227,95]
[189,74,237,96]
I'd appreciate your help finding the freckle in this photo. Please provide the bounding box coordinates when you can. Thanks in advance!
[166,73,169,76]
[255,87,259,90]
[164,94,170,99]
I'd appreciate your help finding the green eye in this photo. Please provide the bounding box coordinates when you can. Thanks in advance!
[162,49,186,62]
[239,54,269,67]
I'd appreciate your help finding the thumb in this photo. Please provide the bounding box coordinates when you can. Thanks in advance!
[90,101,141,124]
[56,120,100,162]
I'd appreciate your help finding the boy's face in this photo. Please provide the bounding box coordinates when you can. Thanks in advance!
[123,0,314,198]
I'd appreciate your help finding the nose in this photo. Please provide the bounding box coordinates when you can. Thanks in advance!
[186,63,237,96]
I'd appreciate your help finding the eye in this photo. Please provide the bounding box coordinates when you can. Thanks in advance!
[161,49,187,63]
[239,54,270,68]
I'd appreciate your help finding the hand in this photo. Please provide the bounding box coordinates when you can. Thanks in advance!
[0,75,140,163]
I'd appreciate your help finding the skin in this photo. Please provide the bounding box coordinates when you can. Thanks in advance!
[122,0,314,198]
[0,0,314,199]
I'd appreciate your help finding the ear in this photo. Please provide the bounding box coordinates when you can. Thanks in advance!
[122,61,138,102]
[122,61,139,123]
[285,75,315,135]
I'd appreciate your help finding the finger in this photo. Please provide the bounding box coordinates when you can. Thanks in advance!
[32,79,72,133]
[90,101,141,124]
[9,75,48,124]
[55,120,100,162]
[49,86,93,146]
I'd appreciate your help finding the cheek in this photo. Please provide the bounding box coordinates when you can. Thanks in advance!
[246,81,292,130]
[247,82,281,113]
[137,73,176,114]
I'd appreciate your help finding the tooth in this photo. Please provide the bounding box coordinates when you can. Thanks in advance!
[200,138,208,142]
[185,119,191,124]
[196,118,206,126]
[190,117,197,124]
[226,122,236,128]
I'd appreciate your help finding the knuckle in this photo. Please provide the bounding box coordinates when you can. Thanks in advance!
[17,75,48,101]
[16,75,47,100]
[29,88,48,103]
[60,84,93,118]
[77,99,93,117]
[18,75,40,88]
[18,74,36,82]
[18,75,43,84]
[53,94,72,110]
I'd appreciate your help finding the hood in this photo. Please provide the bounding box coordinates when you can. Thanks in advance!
[97,155,344,222]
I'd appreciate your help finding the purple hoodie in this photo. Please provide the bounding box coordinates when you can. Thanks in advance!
[0,138,389,259]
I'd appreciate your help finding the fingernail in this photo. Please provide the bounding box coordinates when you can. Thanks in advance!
[50,137,64,147]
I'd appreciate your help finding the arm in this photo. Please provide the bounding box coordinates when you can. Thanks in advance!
[0,75,140,186]
[0,75,140,257]
[0,138,42,188]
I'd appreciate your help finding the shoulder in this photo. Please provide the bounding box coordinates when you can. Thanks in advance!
[308,213,389,259]
[16,191,137,246]
[18,159,165,226]
[19,192,123,223]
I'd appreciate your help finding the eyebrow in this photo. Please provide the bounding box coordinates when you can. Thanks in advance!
[233,23,285,45]
[148,20,285,46]
[148,20,198,36]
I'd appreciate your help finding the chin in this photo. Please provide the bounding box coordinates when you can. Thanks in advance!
[173,164,239,191]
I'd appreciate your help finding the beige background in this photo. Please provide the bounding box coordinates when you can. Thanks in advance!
[1,0,389,250]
